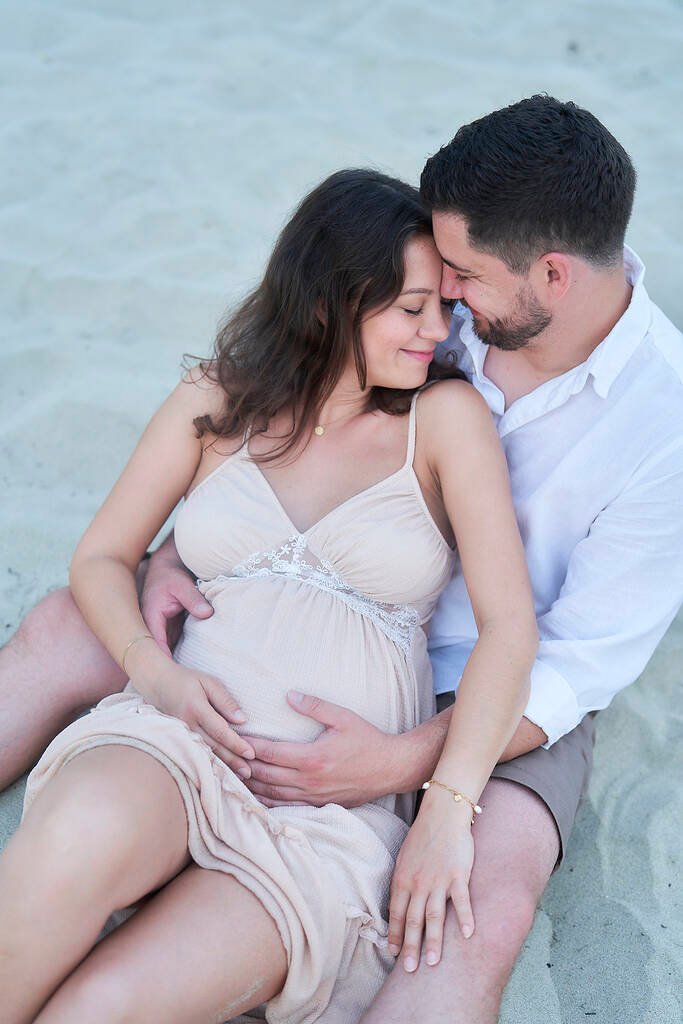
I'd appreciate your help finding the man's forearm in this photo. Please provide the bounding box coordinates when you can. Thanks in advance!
[498,715,548,761]
[392,707,548,793]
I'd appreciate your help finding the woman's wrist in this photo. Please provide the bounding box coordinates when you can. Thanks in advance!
[123,636,172,684]
[419,782,475,827]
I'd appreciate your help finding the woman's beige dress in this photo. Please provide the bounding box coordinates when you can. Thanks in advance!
[24,394,455,1024]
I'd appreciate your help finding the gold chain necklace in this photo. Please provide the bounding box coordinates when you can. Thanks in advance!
[312,407,365,437]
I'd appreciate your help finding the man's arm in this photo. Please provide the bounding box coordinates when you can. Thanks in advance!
[522,444,683,746]
[141,531,213,657]
[245,695,546,808]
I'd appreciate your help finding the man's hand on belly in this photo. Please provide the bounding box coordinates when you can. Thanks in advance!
[244,691,401,808]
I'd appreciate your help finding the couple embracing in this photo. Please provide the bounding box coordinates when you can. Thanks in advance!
[1,95,682,1024]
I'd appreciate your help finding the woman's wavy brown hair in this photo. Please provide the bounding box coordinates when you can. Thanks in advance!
[194,168,464,461]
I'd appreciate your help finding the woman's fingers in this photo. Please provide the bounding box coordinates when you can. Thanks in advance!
[424,889,447,965]
[197,705,255,764]
[450,876,475,940]
[202,674,247,726]
[387,885,410,959]
[389,872,472,969]
[195,727,253,780]
[400,894,427,972]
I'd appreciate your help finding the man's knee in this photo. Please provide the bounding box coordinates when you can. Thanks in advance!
[6,585,127,707]
[472,890,537,967]
[439,779,557,979]
[441,878,538,980]
[10,588,84,654]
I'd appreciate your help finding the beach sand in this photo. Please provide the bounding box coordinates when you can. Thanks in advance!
[1,2,682,1020]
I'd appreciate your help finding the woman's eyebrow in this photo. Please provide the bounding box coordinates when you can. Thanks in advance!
[400,287,433,295]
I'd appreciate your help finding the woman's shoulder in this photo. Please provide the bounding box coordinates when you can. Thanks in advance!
[416,377,490,426]
[415,379,499,472]
[161,364,225,423]
[176,363,227,417]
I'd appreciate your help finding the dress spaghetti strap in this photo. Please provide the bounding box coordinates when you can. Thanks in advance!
[404,392,420,468]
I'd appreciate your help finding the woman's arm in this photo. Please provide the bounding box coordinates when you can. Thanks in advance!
[388,379,538,970]
[69,373,255,775]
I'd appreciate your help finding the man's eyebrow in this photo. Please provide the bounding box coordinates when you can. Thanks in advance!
[399,287,433,295]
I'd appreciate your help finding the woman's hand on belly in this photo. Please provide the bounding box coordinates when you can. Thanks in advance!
[131,662,256,778]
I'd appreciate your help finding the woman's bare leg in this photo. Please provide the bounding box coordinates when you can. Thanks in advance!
[36,863,288,1024]
[0,745,190,1024]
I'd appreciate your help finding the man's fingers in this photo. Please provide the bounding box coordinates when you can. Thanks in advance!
[197,706,255,762]
[188,595,214,619]
[143,608,173,657]
[257,795,307,809]
[450,878,475,940]
[247,760,301,788]
[424,890,447,965]
[248,736,311,769]
[244,778,308,803]
[172,576,214,618]
[165,613,185,651]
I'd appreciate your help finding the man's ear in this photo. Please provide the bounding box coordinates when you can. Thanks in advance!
[533,252,573,302]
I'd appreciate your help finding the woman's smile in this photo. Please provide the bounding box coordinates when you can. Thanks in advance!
[400,348,435,363]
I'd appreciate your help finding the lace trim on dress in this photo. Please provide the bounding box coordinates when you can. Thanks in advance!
[223,533,419,655]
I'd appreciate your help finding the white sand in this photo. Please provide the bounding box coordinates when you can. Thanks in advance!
[1,1,682,1020]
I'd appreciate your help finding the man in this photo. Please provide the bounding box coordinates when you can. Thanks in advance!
[1,96,682,1022]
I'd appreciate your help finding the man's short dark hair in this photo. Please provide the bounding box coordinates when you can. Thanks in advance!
[420,95,636,274]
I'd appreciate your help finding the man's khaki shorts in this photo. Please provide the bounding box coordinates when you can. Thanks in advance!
[435,692,596,862]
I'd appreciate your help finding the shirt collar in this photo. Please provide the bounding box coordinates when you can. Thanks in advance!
[584,246,652,398]
[453,246,653,401]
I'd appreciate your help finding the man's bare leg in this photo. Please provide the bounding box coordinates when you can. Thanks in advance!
[0,587,127,790]
[360,778,561,1024]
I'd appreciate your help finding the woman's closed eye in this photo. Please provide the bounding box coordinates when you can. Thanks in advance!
[403,300,454,316]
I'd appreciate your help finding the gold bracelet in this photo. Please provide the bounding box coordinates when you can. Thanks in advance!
[422,778,483,825]
[121,634,155,675]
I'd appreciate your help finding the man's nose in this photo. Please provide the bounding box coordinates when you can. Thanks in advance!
[441,266,463,300]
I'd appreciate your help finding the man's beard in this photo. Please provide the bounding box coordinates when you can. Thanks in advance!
[467,284,552,351]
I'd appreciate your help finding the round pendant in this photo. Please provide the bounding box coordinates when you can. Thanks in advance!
[314,425,325,436]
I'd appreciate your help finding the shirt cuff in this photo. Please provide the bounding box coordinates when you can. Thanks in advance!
[524,661,582,748]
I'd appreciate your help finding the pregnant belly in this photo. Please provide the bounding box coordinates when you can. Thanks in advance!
[172,577,424,743]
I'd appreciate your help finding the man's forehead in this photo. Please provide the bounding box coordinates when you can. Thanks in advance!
[431,211,478,271]
[432,211,508,276]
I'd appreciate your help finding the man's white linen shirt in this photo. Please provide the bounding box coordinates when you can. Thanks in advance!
[428,248,683,747]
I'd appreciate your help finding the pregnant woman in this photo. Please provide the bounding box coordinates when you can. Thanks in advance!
[0,169,537,1024]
